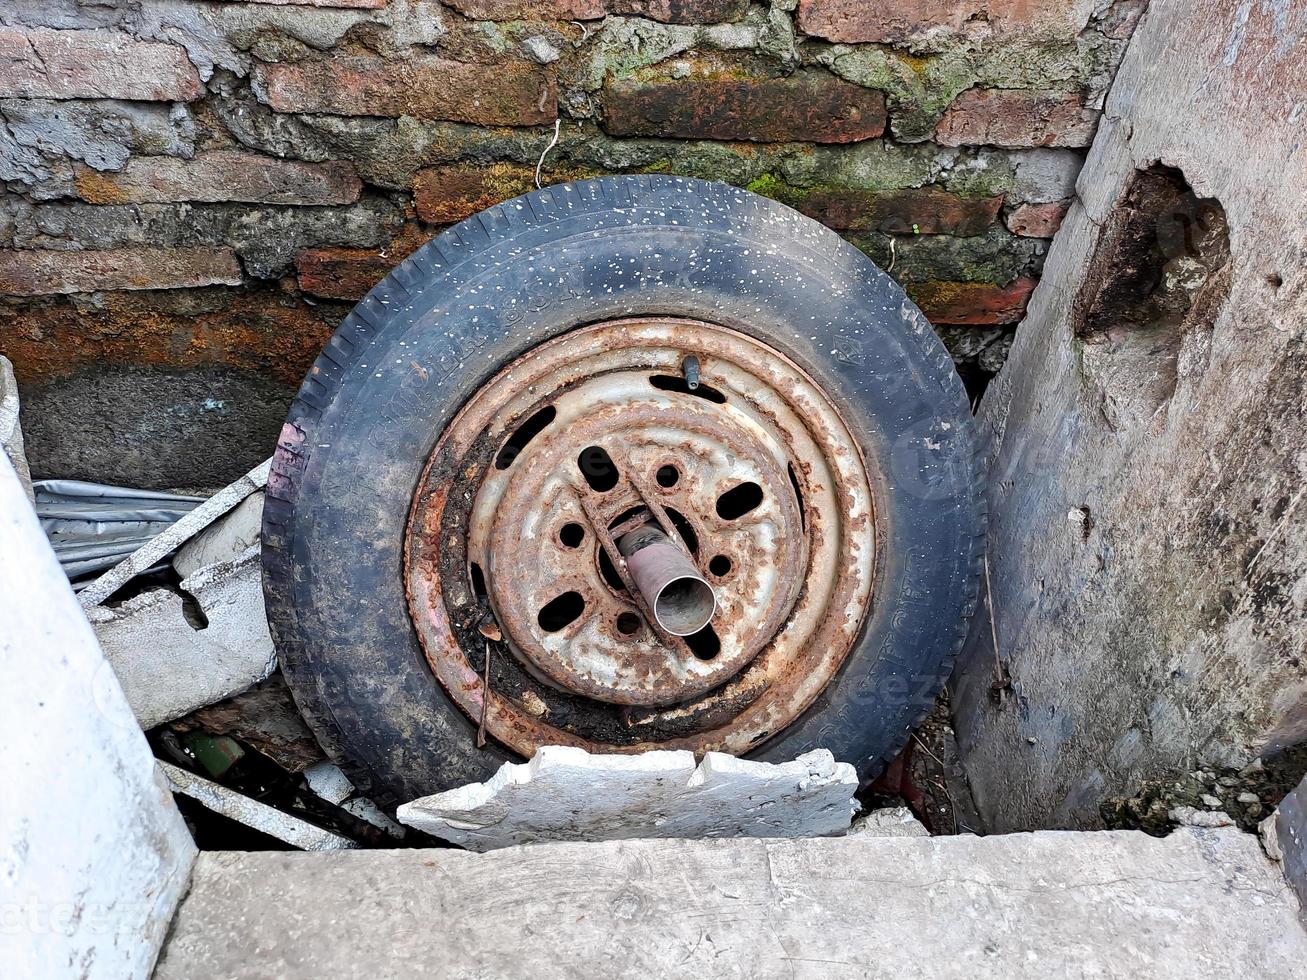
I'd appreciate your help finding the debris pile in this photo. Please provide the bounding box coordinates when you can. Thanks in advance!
[3,375,926,853]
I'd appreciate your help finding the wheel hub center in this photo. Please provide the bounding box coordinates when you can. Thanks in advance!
[478,383,804,707]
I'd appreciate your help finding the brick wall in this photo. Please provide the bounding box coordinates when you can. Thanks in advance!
[0,0,1144,487]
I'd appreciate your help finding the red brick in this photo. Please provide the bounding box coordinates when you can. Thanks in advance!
[797,187,1002,235]
[909,277,1037,325]
[0,28,202,101]
[934,88,1097,149]
[796,0,1093,44]
[295,248,391,300]
[442,0,745,21]
[0,248,242,296]
[603,73,885,143]
[413,163,538,224]
[254,57,555,126]
[1006,199,1071,238]
[296,225,428,299]
[74,151,361,206]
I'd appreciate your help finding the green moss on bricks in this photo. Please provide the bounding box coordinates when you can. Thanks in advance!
[846,228,1044,285]
[744,173,799,203]
[895,51,934,74]
[778,141,941,192]
[814,31,1120,143]
[940,151,1022,200]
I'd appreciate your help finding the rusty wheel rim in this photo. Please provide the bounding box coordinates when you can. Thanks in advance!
[405,318,876,756]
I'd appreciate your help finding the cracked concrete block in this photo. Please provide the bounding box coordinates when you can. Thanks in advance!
[173,490,263,579]
[397,745,857,851]
[156,827,1307,978]
[89,546,276,729]
[847,805,931,838]
[1,450,194,980]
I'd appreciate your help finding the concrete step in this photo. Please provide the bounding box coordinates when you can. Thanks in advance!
[157,827,1305,978]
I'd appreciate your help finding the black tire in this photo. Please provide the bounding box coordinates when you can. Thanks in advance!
[263,175,984,807]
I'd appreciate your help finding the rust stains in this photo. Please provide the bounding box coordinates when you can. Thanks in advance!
[2,285,342,388]
[403,317,878,758]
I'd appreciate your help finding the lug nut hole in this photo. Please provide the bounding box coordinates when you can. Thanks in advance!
[616,612,642,635]
[538,591,585,632]
[685,624,721,660]
[559,523,585,548]
[716,481,763,520]
[656,464,680,488]
[708,555,732,577]
[578,445,619,492]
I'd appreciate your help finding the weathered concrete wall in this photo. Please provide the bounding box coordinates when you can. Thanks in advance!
[952,0,1307,830]
[0,451,195,979]
[0,0,1142,486]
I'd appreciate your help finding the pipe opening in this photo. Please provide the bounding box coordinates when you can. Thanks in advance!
[654,575,716,637]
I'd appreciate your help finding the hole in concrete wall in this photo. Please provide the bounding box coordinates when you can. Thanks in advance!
[1074,163,1231,428]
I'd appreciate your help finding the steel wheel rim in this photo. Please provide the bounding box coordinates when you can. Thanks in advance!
[405,317,877,756]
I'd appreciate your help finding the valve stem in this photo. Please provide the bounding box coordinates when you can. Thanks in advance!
[681,354,701,390]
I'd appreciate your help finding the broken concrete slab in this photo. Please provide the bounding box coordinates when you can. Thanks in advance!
[0,354,32,503]
[159,761,357,851]
[89,546,276,729]
[341,797,405,840]
[304,761,354,806]
[848,805,931,838]
[78,456,269,607]
[173,489,263,579]
[396,745,857,851]
[156,827,1307,979]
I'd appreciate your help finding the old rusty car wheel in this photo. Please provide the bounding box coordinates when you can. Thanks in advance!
[264,176,983,806]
